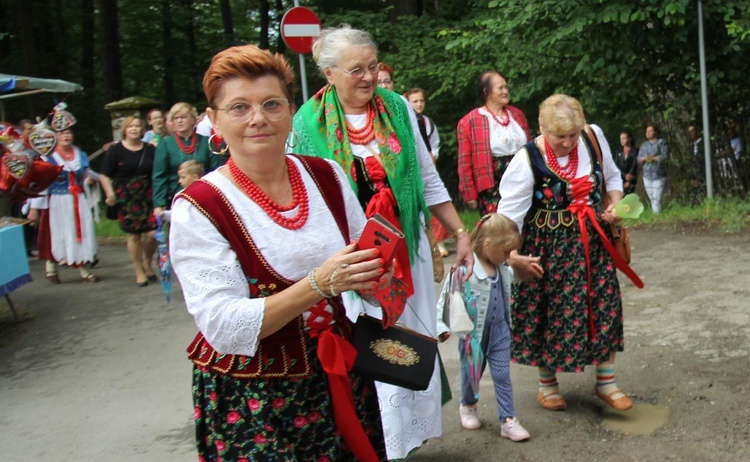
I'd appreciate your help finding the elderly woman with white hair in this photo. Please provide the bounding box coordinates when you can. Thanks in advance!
[292,25,474,460]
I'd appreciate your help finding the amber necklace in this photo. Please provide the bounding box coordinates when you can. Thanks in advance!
[228,157,309,230]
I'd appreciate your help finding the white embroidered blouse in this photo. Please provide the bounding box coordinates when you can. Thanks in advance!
[169,156,366,357]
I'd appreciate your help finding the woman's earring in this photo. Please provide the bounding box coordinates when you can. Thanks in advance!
[285,130,299,150]
[208,133,229,155]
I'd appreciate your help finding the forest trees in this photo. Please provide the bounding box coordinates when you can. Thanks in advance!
[1,0,749,199]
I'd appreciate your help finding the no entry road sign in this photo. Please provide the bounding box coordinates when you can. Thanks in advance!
[281,7,321,55]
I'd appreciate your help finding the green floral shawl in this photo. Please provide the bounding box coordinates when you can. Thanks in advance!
[293,85,428,263]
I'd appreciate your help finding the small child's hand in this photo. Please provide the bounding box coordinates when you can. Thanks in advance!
[438,332,451,343]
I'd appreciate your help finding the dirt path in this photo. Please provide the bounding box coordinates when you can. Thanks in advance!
[415,228,750,461]
[1,228,748,461]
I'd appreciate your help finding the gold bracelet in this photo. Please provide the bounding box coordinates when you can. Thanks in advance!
[453,227,469,237]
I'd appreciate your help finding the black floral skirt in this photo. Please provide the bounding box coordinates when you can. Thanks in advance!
[477,155,514,216]
[511,218,624,372]
[114,175,156,234]
[192,340,386,461]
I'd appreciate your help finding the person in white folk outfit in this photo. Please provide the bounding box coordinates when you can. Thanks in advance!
[292,25,474,460]
[27,110,99,284]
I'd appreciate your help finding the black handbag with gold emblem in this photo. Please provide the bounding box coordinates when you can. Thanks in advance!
[350,314,438,391]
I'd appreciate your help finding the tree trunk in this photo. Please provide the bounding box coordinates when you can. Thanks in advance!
[275,0,286,53]
[80,0,96,90]
[53,0,68,79]
[97,0,123,102]
[161,0,175,105]
[15,0,38,76]
[259,0,269,50]
[181,0,200,103]
[219,0,235,47]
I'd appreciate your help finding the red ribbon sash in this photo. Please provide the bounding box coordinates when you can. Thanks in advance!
[67,172,83,242]
[568,177,644,340]
[309,302,379,462]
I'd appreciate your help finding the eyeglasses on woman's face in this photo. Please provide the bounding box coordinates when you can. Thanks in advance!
[215,98,290,123]
[334,62,381,79]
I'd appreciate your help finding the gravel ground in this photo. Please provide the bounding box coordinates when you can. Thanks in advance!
[0,228,748,461]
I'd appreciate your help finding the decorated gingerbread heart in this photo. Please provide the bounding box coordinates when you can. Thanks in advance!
[0,153,18,193]
[51,110,77,132]
[29,127,57,156]
[3,152,31,179]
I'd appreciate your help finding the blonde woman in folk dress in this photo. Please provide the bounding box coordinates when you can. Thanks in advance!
[293,25,474,461]
[498,94,638,413]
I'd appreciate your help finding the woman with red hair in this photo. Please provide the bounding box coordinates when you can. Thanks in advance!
[170,44,392,461]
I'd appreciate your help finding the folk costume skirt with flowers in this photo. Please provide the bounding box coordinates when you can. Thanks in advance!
[477,156,514,215]
[113,175,157,234]
[192,338,386,462]
[510,215,624,373]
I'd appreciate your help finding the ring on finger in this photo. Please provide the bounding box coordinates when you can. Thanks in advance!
[340,263,349,269]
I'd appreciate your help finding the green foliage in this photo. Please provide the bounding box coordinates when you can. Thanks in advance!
[3,0,750,204]
[95,215,127,238]
[630,197,750,233]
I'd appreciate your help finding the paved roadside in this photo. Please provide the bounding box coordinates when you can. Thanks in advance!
[1,230,749,461]
[0,242,196,461]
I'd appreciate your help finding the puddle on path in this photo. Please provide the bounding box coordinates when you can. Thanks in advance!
[601,403,670,435]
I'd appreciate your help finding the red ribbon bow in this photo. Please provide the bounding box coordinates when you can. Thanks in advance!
[309,302,379,462]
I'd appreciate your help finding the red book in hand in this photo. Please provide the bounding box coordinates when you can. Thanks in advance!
[357,214,408,328]
[358,213,404,266]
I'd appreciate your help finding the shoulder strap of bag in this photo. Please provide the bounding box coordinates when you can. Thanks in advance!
[582,125,608,205]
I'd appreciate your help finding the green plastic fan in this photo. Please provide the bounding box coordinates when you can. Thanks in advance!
[614,193,644,219]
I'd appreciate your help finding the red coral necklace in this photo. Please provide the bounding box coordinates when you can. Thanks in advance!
[346,105,376,145]
[544,138,579,180]
[485,105,510,126]
[56,146,75,162]
[228,157,309,230]
[175,133,197,154]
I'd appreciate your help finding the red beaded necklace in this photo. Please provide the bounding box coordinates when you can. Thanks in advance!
[56,146,75,162]
[346,105,376,145]
[175,133,197,154]
[544,138,579,180]
[228,157,309,230]
[485,105,510,127]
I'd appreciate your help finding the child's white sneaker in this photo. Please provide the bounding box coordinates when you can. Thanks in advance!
[500,417,530,441]
[459,404,481,430]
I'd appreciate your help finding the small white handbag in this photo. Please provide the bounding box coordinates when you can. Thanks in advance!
[447,266,474,336]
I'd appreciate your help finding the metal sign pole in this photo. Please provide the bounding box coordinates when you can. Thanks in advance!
[299,54,309,102]
[698,0,713,198]
[292,0,309,102]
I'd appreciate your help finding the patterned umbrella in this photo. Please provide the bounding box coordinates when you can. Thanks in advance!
[155,215,172,304]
